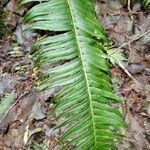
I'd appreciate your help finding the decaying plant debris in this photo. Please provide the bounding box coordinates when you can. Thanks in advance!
[0,0,150,149]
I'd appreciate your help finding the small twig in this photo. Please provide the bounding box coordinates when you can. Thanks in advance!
[110,54,136,80]
[116,30,150,80]
[118,62,136,81]
[128,0,131,11]
[128,0,134,20]
[130,11,150,15]
[108,30,150,80]
[118,29,150,49]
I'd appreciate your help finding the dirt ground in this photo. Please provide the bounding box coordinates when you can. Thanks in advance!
[0,0,150,149]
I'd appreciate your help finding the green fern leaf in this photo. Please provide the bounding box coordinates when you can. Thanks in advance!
[0,93,14,117]
[21,0,124,149]
[136,0,150,7]
[144,0,150,6]
[107,48,127,65]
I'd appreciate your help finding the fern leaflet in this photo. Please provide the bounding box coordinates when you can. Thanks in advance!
[20,0,124,149]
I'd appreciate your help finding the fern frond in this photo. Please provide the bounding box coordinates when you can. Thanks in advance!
[107,48,127,65]
[21,0,124,149]
[0,93,14,117]
[143,0,150,6]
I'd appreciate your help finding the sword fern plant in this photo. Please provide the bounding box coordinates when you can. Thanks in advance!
[143,0,150,6]
[20,0,124,149]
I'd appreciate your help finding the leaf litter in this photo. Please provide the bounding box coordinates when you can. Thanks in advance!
[97,0,150,149]
[0,0,150,149]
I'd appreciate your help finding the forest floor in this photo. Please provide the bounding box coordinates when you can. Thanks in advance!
[0,0,150,149]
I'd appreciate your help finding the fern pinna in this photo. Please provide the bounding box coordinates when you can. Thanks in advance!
[143,0,150,6]
[20,0,124,149]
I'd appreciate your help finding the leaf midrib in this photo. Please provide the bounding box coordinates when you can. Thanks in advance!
[66,0,97,147]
